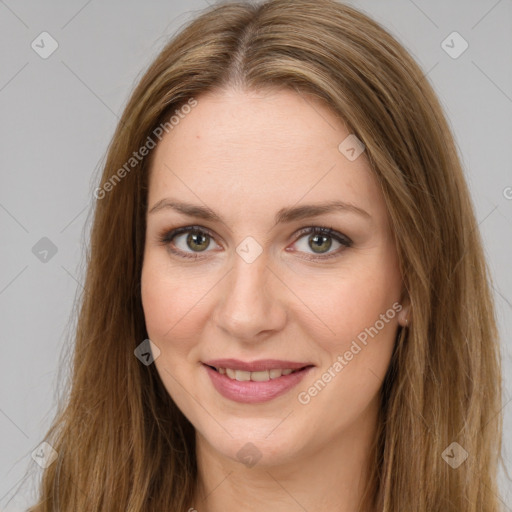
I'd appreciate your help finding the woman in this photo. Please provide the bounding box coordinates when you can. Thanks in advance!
[28,0,504,510]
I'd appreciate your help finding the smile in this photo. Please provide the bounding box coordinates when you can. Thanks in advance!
[202,359,314,403]
[209,366,300,381]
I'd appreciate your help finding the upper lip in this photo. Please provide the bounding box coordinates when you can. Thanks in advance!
[203,359,313,372]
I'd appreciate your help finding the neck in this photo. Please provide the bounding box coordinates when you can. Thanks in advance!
[191,396,380,512]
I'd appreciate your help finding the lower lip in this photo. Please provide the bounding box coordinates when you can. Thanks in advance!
[203,364,313,404]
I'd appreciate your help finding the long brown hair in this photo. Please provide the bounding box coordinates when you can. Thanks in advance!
[25,0,504,510]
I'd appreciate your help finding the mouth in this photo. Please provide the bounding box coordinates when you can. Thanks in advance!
[201,359,315,403]
[204,364,312,381]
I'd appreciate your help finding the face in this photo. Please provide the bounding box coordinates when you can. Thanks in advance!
[141,87,407,468]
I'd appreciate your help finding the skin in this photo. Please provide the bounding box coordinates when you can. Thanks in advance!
[141,87,409,512]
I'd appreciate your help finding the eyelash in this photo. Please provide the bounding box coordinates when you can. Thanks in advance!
[157,225,353,261]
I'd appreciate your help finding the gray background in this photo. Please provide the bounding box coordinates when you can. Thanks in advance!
[0,0,511,509]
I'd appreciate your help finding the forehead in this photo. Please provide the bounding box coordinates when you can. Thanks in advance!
[147,88,383,223]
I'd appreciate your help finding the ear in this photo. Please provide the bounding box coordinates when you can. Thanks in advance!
[396,295,411,327]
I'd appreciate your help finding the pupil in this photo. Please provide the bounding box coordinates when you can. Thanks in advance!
[187,232,209,252]
[309,234,331,253]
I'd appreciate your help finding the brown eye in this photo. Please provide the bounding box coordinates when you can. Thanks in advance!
[159,226,220,259]
[291,226,352,260]
[185,231,210,252]
[308,233,333,254]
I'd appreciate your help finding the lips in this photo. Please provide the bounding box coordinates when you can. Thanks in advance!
[202,358,315,403]
[202,358,312,372]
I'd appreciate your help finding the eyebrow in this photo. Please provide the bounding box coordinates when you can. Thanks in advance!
[148,198,371,226]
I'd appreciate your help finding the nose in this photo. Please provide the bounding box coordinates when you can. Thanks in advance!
[212,249,287,342]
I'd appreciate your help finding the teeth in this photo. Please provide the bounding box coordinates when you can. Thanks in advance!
[235,370,251,381]
[250,370,270,381]
[269,369,282,379]
[217,367,299,381]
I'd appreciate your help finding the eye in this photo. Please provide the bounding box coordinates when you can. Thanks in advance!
[158,226,220,259]
[290,226,352,260]
[158,225,352,261]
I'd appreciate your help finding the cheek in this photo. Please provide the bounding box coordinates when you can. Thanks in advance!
[141,262,174,342]
[291,255,401,405]
[292,283,399,430]
[294,265,401,349]
[140,257,202,354]
[140,258,206,408]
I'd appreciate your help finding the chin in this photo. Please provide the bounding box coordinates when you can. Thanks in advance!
[197,424,308,470]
